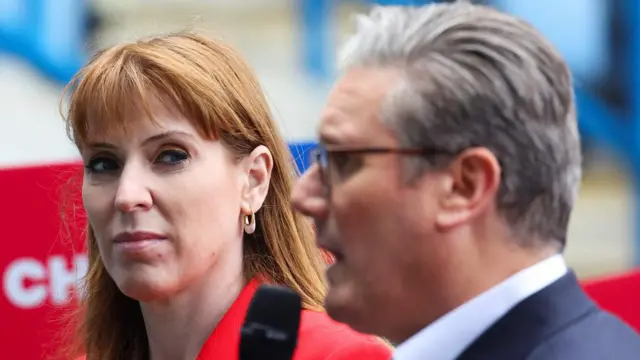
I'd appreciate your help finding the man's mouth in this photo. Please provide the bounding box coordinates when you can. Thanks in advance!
[320,244,345,262]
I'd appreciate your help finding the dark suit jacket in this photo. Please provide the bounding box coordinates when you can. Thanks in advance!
[456,272,640,360]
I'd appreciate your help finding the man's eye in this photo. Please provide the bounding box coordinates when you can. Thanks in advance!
[331,153,362,177]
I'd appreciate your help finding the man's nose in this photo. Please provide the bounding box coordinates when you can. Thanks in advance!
[114,166,153,213]
[291,165,329,219]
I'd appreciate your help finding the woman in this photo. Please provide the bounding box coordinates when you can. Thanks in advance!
[61,32,391,360]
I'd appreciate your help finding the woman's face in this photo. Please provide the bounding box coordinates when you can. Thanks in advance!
[80,103,272,301]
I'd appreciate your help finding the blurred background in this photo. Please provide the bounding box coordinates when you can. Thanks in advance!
[1,0,639,358]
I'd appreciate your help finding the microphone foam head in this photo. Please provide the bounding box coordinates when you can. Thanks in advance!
[239,284,302,360]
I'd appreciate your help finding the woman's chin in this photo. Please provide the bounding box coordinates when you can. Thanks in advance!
[115,274,178,303]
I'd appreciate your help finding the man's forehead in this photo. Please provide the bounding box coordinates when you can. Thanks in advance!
[329,68,401,107]
[319,67,402,144]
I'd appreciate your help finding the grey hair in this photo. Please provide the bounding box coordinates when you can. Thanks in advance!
[338,3,582,248]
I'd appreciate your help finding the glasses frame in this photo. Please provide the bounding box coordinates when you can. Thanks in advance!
[311,144,447,193]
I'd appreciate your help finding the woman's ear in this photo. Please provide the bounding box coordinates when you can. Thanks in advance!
[241,145,273,214]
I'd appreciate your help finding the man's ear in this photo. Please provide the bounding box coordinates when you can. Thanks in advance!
[435,147,501,231]
[240,145,273,214]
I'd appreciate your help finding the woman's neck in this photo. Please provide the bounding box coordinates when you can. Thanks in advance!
[140,255,246,360]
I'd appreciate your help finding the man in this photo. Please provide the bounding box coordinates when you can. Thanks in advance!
[291,2,640,360]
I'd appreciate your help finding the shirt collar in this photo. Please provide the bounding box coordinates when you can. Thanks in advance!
[393,254,568,360]
[197,278,259,359]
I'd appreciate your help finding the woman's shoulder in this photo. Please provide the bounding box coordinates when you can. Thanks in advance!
[295,309,393,360]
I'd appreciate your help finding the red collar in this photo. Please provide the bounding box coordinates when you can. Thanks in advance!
[196,278,259,359]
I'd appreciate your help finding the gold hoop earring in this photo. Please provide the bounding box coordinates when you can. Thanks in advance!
[244,207,256,235]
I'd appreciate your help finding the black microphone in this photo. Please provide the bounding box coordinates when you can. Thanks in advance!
[239,284,302,360]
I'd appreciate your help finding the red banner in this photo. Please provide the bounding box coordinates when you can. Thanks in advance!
[583,270,640,332]
[0,162,86,360]
[1,162,638,360]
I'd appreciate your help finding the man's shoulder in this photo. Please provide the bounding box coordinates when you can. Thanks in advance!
[294,309,393,360]
[458,272,639,360]
[526,308,640,359]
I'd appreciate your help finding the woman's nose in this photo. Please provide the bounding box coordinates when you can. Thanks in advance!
[114,167,153,213]
[291,165,329,219]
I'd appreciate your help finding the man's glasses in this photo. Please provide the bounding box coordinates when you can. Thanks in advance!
[311,144,447,191]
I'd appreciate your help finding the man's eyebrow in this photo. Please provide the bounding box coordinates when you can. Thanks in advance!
[319,131,344,145]
[318,111,350,145]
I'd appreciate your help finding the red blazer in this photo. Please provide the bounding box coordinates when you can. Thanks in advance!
[75,280,391,359]
[197,279,392,359]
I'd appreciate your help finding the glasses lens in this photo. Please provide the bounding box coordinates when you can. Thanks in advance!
[316,146,328,170]
[312,146,329,186]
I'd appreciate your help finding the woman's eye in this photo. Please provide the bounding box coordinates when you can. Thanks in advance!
[86,157,119,174]
[156,149,189,165]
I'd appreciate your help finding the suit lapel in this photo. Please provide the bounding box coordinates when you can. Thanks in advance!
[456,272,597,360]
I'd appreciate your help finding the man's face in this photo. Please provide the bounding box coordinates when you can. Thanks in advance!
[292,68,447,341]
